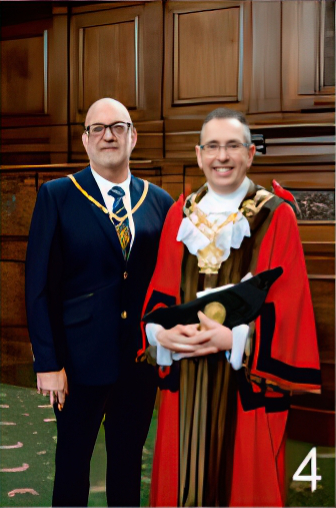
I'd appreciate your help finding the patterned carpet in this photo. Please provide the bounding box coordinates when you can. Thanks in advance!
[0,383,334,507]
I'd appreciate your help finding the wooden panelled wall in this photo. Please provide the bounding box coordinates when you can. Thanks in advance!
[1,1,335,445]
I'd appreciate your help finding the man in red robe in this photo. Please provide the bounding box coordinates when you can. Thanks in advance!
[138,108,321,507]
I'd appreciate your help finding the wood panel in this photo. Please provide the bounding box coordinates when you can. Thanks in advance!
[1,261,26,327]
[287,406,334,446]
[1,35,45,115]
[47,7,72,125]
[310,279,335,359]
[299,223,335,243]
[1,12,68,128]
[249,168,335,191]
[81,20,137,111]
[175,7,240,103]
[282,0,335,111]
[70,2,163,124]
[297,1,319,95]
[249,1,281,113]
[163,1,252,120]
[0,126,69,165]
[184,163,206,194]
[323,0,335,87]
[0,7,68,164]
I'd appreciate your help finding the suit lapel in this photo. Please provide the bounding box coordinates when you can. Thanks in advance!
[75,165,106,207]
[129,176,145,257]
[130,175,144,211]
[73,166,124,261]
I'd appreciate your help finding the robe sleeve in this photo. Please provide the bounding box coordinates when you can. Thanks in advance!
[250,202,321,394]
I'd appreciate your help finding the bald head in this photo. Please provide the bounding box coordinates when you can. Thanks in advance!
[82,97,137,183]
[85,98,132,127]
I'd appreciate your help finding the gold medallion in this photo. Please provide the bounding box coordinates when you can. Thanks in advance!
[203,302,226,324]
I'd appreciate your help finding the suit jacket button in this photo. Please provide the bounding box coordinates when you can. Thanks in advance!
[121,311,127,319]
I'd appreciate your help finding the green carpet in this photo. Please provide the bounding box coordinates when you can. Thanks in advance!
[1,383,334,507]
[0,383,155,507]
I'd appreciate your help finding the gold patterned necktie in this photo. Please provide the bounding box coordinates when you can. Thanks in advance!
[108,186,132,260]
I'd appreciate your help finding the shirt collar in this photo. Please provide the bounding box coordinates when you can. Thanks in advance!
[200,177,250,213]
[91,167,131,194]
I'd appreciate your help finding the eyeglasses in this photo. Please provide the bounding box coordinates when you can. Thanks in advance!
[84,121,132,138]
[199,142,251,156]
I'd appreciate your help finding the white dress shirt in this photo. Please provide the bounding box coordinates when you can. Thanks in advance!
[91,167,135,248]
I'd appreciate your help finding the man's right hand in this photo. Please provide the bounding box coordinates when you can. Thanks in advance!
[37,368,68,410]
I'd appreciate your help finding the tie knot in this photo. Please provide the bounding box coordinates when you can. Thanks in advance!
[108,186,125,199]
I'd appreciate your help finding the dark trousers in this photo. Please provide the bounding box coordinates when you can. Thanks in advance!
[52,361,157,507]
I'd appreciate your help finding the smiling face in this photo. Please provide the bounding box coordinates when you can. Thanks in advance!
[195,117,256,195]
[82,98,137,183]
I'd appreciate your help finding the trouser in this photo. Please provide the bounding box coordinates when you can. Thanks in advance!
[52,361,158,507]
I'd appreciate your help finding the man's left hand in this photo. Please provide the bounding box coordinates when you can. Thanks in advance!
[181,311,233,357]
[36,368,68,410]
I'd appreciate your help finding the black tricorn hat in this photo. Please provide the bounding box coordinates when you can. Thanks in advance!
[143,267,283,330]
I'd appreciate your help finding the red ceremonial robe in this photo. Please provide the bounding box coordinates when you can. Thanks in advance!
[139,191,320,507]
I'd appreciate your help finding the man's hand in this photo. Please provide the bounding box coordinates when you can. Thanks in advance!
[192,311,233,356]
[156,323,209,353]
[169,311,233,358]
[36,368,68,410]
[156,311,233,358]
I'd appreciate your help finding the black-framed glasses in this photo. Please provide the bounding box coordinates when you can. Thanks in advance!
[199,142,251,156]
[84,121,132,138]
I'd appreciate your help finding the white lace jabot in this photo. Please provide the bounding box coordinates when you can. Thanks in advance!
[177,177,251,262]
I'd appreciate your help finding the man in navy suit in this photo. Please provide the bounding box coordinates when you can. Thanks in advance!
[25,98,173,507]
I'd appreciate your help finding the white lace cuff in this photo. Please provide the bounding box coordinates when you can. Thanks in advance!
[145,323,174,366]
[225,324,250,370]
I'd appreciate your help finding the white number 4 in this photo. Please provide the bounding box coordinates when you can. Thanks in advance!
[292,447,322,492]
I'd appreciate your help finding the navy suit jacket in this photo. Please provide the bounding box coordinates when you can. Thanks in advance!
[25,166,173,385]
